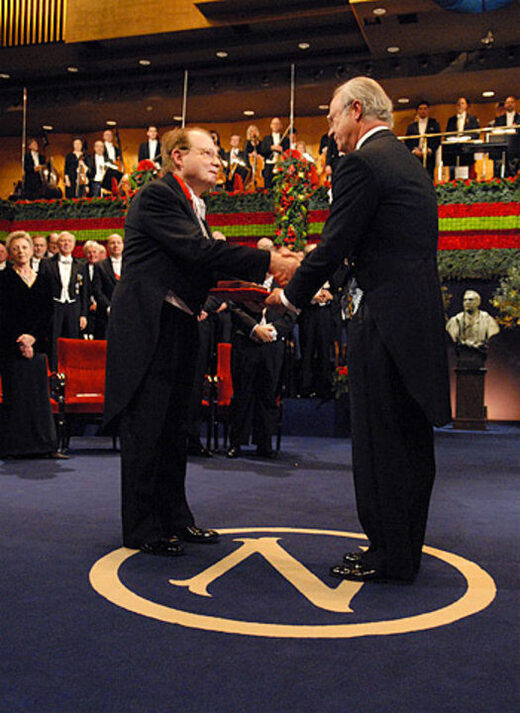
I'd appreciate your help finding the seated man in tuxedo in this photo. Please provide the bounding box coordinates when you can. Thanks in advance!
[227,238,297,459]
[39,231,87,369]
[405,100,441,178]
[259,117,290,189]
[138,125,162,168]
[95,233,123,339]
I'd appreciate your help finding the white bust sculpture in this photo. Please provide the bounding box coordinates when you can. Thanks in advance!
[446,290,500,349]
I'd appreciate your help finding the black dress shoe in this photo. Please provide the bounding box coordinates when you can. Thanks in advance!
[226,445,241,458]
[187,440,213,458]
[330,563,380,581]
[343,551,363,564]
[139,537,184,557]
[175,525,219,543]
[256,447,278,459]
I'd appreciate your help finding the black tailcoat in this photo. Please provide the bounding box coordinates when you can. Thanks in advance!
[284,129,451,580]
[405,118,441,176]
[104,172,270,430]
[138,140,162,164]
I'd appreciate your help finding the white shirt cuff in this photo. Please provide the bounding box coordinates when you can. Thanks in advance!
[280,291,301,315]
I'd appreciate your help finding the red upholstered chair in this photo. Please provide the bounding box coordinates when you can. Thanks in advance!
[55,338,113,451]
[202,342,234,451]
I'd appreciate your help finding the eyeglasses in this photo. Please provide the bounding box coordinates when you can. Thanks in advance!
[185,147,220,160]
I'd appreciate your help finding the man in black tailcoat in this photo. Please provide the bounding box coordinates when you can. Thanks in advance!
[138,125,162,167]
[259,117,290,189]
[95,233,124,339]
[39,231,88,369]
[405,100,441,178]
[104,127,297,556]
[267,77,451,584]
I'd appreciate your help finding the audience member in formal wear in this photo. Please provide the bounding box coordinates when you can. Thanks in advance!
[39,231,87,369]
[0,242,8,271]
[31,235,48,273]
[494,95,519,128]
[489,101,506,127]
[103,129,121,167]
[47,233,59,256]
[138,125,162,168]
[493,96,520,176]
[405,100,441,177]
[0,232,65,459]
[104,127,297,556]
[259,117,290,188]
[224,134,249,190]
[64,138,90,198]
[23,139,45,199]
[446,97,480,135]
[95,234,123,338]
[81,240,102,339]
[297,243,334,399]
[227,238,297,460]
[267,77,450,583]
[89,140,107,197]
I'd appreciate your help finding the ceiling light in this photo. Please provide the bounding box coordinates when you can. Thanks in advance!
[106,120,117,126]
[386,46,400,53]
[146,105,153,111]
[67,66,79,73]
[42,125,54,131]
[139,59,151,66]
[318,104,329,110]
[0,73,10,79]
[243,110,255,116]
[373,7,387,16]
[298,42,310,50]
[216,51,228,58]
[173,115,183,121]
[482,90,495,97]
[397,97,410,104]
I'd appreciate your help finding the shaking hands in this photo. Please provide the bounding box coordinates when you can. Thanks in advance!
[268,247,301,287]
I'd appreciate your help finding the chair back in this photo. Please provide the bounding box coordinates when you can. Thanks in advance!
[216,342,233,406]
[57,338,107,403]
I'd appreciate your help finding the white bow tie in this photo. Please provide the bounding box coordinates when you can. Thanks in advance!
[60,257,72,265]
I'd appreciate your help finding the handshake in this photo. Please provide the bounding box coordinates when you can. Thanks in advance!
[268,247,301,288]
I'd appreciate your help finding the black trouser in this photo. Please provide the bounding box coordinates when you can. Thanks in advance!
[187,316,215,443]
[119,304,198,548]
[229,335,284,450]
[299,304,332,397]
[50,301,81,369]
[347,302,435,581]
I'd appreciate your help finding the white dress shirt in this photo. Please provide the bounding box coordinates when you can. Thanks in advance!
[110,257,122,278]
[57,256,74,302]
[94,154,105,182]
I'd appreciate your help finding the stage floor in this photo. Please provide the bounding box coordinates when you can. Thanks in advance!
[1,432,518,713]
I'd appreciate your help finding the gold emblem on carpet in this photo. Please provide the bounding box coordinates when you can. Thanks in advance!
[89,527,496,639]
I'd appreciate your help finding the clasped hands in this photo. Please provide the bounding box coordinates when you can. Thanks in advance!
[16,333,35,359]
[268,247,301,287]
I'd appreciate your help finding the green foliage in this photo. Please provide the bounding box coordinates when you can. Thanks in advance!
[491,265,520,329]
[272,156,315,251]
[435,176,520,204]
[437,249,520,280]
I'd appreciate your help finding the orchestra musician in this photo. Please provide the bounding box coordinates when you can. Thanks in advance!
[224,134,250,190]
[23,139,45,200]
[64,138,91,198]
[405,100,441,178]
[138,125,162,168]
[245,125,264,189]
[259,117,290,189]
[89,140,108,197]
[103,129,122,168]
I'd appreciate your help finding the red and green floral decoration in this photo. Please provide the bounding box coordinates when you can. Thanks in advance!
[0,175,518,280]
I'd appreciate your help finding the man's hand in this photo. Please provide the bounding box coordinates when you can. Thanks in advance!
[253,324,276,343]
[197,310,208,322]
[313,288,333,304]
[79,316,87,330]
[16,333,35,359]
[268,249,301,287]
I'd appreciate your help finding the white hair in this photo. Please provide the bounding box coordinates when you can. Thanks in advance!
[6,230,33,252]
[335,76,394,128]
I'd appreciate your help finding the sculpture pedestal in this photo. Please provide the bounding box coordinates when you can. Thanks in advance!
[453,367,487,430]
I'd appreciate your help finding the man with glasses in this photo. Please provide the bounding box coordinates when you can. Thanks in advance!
[104,127,298,557]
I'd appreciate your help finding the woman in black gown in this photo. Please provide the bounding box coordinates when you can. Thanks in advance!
[0,231,63,458]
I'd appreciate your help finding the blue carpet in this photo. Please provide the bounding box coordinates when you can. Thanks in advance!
[1,431,518,713]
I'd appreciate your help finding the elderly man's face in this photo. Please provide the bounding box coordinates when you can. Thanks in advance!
[328,93,359,154]
[32,237,48,258]
[58,234,75,256]
[84,246,99,263]
[175,130,220,196]
[48,234,59,254]
[107,235,124,258]
[463,292,480,313]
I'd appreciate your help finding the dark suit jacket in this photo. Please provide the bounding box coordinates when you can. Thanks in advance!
[95,257,119,314]
[493,113,520,128]
[445,113,480,134]
[23,152,45,198]
[104,172,270,427]
[405,118,441,156]
[138,140,162,164]
[284,129,450,427]
[259,134,290,161]
[39,254,87,317]
[228,281,296,341]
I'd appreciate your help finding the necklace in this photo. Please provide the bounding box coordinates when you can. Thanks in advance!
[14,266,36,286]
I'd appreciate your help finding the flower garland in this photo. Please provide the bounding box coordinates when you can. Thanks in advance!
[272,153,316,252]
[332,365,349,399]
[491,265,520,329]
